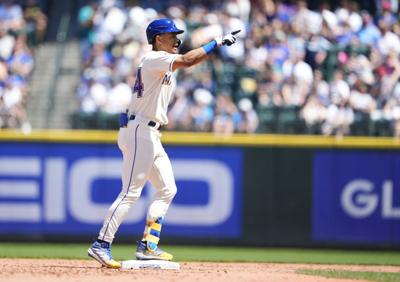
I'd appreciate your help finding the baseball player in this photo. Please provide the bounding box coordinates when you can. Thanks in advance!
[88,18,239,268]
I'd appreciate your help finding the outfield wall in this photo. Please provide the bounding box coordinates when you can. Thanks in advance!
[0,130,399,248]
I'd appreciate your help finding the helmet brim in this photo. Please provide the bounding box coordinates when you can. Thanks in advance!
[149,30,184,44]
[170,28,184,35]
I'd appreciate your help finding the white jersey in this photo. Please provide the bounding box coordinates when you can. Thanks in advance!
[128,50,178,125]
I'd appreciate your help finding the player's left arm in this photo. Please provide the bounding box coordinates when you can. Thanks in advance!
[172,30,240,71]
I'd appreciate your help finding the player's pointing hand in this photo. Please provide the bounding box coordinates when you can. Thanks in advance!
[218,30,241,46]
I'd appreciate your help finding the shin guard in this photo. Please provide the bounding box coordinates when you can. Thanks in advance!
[144,217,163,251]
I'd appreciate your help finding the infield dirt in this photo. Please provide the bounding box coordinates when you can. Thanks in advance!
[1,259,400,282]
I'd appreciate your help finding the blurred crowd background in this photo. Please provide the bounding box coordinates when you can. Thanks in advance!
[0,0,46,132]
[2,0,400,137]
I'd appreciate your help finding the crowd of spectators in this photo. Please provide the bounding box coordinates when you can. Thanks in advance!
[75,0,400,137]
[0,0,47,132]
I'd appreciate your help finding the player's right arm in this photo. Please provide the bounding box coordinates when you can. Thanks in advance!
[172,48,209,71]
[172,31,239,72]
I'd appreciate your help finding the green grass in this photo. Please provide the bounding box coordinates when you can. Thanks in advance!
[0,243,400,266]
[297,269,400,282]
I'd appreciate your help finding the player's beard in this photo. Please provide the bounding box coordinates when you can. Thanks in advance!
[172,39,181,54]
[156,35,181,53]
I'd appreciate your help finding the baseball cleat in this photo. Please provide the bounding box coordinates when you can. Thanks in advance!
[88,241,121,268]
[135,240,173,261]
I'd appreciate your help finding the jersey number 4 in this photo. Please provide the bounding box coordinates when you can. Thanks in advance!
[133,67,144,98]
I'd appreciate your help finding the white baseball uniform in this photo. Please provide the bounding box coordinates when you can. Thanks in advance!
[98,50,178,243]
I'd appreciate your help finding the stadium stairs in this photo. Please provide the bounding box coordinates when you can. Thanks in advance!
[27,40,80,129]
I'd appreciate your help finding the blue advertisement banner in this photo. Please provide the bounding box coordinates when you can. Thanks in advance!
[312,150,400,244]
[0,142,242,238]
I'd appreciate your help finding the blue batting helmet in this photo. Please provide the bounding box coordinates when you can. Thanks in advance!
[146,18,184,44]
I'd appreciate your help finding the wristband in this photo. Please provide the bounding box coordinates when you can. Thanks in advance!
[119,111,128,128]
[202,40,218,54]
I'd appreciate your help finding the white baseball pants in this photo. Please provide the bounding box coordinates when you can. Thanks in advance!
[98,120,177,243]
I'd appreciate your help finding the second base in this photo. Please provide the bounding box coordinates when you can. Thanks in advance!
[120,260,180,270]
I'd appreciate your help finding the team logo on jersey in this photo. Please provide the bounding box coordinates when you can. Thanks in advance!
[162,73,172,85]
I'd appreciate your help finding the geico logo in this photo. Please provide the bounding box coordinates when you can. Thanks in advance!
[0,157,42,222]
[341,179,400,219]
[0,157,234,225]
[167,160,233,225]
